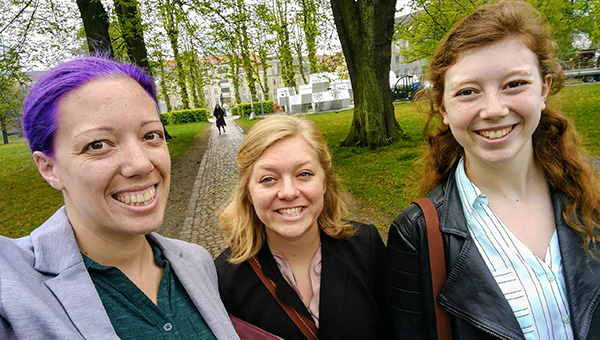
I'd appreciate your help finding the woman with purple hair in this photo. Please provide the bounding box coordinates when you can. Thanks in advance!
[0,57,239,339]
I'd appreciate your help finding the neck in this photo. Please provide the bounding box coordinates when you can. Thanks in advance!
[267,228,321,264]
[465,153,545,201]
[72,223,153,270]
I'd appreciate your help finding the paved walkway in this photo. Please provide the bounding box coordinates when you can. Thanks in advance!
[179,115,245,258]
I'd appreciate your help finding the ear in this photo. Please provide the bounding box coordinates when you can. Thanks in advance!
[540,74,553,110]
[440,104,450,125]
[33,151,64,191]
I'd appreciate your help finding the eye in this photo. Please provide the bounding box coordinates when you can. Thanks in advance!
[144,131,163,141]
[506,80,527,89]
[298,171,313,177]
[456,89,474,96]
[85,140,107,151]
[260,177,274,183]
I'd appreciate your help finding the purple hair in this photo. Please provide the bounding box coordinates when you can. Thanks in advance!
[22,57,157,155]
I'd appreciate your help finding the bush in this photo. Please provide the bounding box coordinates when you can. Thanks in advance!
[161,108,209,125]
[232,100,275,117]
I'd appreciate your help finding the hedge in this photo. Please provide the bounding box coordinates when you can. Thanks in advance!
[231,100,276,117]
[161,108,209,125]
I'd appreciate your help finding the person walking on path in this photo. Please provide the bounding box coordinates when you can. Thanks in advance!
[214,104,226,135]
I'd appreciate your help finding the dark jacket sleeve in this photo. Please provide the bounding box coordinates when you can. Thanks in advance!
[385,204,436,340]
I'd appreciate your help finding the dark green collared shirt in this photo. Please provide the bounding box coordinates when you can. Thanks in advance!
[83,239,216,339]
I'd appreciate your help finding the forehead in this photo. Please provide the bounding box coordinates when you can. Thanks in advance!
[56,76,158,127]
[254,136,320,167]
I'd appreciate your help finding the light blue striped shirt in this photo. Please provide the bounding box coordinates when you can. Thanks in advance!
[455,158,574,340]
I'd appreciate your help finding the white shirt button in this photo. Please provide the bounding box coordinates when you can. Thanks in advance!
[547,273,555,281]
[561,315,571,324]
[163,323,173,332]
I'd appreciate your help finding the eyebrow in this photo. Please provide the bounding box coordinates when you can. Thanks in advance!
[254,159,316,172]
[449,69,535,89]
[72,119,162,139]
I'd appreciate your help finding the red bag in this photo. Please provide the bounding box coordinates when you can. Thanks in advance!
[230,314,284,340]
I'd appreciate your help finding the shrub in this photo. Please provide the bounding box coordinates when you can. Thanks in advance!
[161,108,209,125]
[232,100,275,117]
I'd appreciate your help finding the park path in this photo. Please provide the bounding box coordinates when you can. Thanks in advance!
[178,115,244,258]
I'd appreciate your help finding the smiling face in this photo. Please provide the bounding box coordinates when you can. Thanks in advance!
[441,37,552,169]
[247,135,326,244]
[34,76,170,240]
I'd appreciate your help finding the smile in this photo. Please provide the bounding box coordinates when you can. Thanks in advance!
[478,126,513,139]
[278,207,303,216]
[113,186,156,206]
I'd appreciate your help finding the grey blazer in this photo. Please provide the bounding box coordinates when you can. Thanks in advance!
[0,206,240,340]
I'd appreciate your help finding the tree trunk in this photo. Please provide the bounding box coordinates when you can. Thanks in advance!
[114,0,150,72]
[330,0,405,148]
[301,0,319,74]
[76,0,114,57]
[157,55,172,112]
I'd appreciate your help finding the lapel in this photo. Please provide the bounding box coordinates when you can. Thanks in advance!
[319,231,348,340]
[31,207,119,339]
[434,171,525,340]
[152,234,239,340]
[552,190,600,340]
[257,243,310,315]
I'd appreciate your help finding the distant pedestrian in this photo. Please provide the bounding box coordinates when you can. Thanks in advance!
[214,104,226,134]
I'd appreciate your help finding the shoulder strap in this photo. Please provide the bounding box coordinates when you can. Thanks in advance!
[412,198,452,340]
[249,256,319,340]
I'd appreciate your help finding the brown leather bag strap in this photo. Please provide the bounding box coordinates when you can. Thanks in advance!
[412,198,452,340]
[249,256,319,340]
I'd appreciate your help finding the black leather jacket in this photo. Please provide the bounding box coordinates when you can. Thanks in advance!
[385,165,600,339]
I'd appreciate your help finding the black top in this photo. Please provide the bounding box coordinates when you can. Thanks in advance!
[215,222,386,340]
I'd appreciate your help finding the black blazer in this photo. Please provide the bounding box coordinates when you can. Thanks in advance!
[215,222,386,340]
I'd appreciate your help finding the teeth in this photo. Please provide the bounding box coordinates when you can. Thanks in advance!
[114,186,155,206]
[479,126,512,139]
[278,207,302,216]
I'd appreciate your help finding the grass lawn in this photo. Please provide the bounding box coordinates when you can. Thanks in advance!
[2,83,599,237]
[0,122,208,238]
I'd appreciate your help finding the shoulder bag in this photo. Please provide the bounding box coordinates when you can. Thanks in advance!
[412,198,453,340]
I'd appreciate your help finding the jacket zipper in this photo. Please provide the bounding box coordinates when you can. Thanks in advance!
[475,323,511,340]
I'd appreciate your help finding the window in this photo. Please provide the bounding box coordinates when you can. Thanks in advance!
[214,88,219,94]
[395,56,400,64]
[222,87,230,93]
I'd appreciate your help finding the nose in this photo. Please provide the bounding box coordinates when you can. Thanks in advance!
[120,142,155,177]
[480,91,509,120]
[277,177,300,200]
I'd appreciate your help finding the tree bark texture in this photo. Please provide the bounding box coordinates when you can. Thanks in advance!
[76,0,114,57]
[330,0,404,148]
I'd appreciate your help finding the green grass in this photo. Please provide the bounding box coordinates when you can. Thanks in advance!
[166,122,210,162]
[0,122,208,238]
[2,84,600,237]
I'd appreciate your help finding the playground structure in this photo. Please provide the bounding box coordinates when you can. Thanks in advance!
[276,73,353,114]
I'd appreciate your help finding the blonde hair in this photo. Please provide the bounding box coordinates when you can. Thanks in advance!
[221,115,355,264]
[418,0,600,252]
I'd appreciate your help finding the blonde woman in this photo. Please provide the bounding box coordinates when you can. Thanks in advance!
[215,115,386,340]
